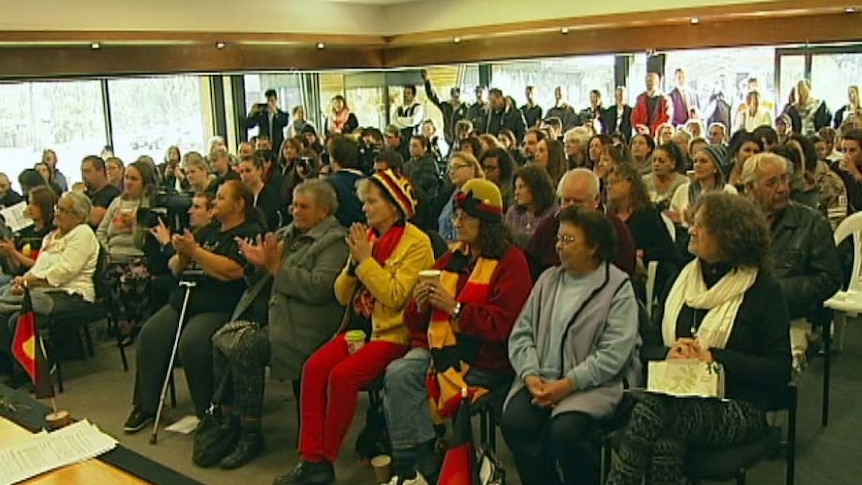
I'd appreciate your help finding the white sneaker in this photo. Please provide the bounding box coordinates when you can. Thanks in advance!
[384,473,428,485]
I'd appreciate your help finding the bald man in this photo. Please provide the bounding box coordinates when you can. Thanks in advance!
[526,169,637,281]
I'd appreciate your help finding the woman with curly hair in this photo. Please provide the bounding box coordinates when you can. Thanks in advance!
[505,165,558,249]
[606,192,790,485]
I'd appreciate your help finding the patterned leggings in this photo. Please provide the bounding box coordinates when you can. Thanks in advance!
[104,260,151,324]
[606,394,766,485]
[212,327,271,426]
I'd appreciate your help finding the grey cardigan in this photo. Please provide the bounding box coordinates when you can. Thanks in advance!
[505,262,642,419]
[230,216,349,380]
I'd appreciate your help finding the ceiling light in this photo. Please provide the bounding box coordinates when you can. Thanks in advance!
[690,17,700,24]
[316,42,326,50]
[90,42,101,50]
[215,41,226,49]
[560,27,570,34]
[453,36,461,44]
[846,7,857,13]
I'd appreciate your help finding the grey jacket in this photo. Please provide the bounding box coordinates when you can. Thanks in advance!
[231,216,349,380]
[505,262,642,419]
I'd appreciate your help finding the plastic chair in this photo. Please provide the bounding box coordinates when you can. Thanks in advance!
[821,211,862,426]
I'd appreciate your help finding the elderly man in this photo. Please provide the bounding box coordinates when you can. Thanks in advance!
[527,169,636,281]
[742,153,842,370]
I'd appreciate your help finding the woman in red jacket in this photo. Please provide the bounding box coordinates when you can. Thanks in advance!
[382,179,533,485]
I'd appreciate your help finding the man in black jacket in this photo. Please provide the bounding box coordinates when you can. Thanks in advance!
[482,88,527,144]
[466,86,488,134]
[326,136,365,228]
[520,86,543,129]
[421,70,467,147]
[601,87,633,142]
[245,89,290,155]
[743,152,842,371]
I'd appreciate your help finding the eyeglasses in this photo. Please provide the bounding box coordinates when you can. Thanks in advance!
[450,211,471,223]
[448,163,469,172]
[556,234,577,244]
[55,205,75,215]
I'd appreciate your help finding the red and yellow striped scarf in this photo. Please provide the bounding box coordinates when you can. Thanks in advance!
[426,243,497,419]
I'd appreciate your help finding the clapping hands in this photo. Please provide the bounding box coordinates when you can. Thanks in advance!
[237,233,285,275]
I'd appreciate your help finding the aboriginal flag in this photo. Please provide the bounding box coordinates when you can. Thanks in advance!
[11,287,55,399]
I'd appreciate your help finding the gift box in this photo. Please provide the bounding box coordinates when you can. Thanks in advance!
[647,359,725,399]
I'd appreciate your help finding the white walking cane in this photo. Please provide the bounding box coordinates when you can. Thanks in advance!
[150,280,197,445]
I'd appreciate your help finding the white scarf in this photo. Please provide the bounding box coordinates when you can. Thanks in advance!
[662,260,758,350]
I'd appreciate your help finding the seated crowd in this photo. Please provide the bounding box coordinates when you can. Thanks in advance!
[0,75,860,485]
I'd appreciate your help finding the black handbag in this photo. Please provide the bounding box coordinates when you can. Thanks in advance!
[192,367,239,467]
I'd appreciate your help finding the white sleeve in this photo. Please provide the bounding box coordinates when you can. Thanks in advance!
[30,225,98,287]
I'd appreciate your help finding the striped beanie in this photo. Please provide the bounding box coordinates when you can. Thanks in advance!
[369,169,417,220]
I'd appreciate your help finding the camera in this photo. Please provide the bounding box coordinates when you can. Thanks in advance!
[297,156,313,172]
[138,189,192,233]
[357,139,381,175]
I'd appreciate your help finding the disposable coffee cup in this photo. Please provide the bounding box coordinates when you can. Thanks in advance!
[345,330,366,355]
[371,454,392,483]
[419,269,442,283]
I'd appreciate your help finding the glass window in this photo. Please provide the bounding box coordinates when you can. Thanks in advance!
[108,76,209,163]
[812,53,862,116]
[243,73,304,140]
[0,80,105,191]
[627,54,647,106]
[665,46,777,120]
[492,56,615,113]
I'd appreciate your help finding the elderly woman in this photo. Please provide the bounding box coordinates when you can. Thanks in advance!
[606,193,791,485]
[274,170,434,485]
[505,164,558,249]
[0,192,99,375]
[384,179,533,485]
[669,145,738,228]
[97,161,159,335]
[198,180,349,469]
[503,206,641,485]
[124,181,264,433]
[436,152,484,242]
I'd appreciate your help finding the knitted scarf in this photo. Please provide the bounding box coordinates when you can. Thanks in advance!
[426,243,497,419]
[351,223,406,320]
[662,259,757,350]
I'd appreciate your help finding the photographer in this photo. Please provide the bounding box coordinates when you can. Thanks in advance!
[96,161,161,340]
[245,89,290,156]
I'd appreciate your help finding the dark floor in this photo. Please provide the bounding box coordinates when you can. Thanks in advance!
[14,322,862,485]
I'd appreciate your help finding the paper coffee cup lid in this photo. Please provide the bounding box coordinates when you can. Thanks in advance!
[419,270,442,277]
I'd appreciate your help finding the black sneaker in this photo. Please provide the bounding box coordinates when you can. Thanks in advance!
[123,408,154,434]
[272,460,335,485]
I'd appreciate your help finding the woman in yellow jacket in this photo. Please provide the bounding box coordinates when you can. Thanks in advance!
[274,169,435,485]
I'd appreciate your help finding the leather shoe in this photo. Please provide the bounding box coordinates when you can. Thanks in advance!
[220,432,265,470]
[272,460,335,484]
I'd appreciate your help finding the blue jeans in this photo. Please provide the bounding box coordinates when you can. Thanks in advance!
[383,347,509,451]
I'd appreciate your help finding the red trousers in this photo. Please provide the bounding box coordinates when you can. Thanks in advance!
[299,334,407,463]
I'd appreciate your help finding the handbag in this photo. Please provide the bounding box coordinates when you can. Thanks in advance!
[211,320,259,358]
[192,359,239,467]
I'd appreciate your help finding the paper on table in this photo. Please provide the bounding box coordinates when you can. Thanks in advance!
[0,419,117,485]
[0,202,34,233]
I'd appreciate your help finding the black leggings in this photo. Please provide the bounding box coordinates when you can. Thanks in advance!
[500,387,600,485]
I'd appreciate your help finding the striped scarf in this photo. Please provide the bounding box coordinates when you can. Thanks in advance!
[426,243,497,419]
